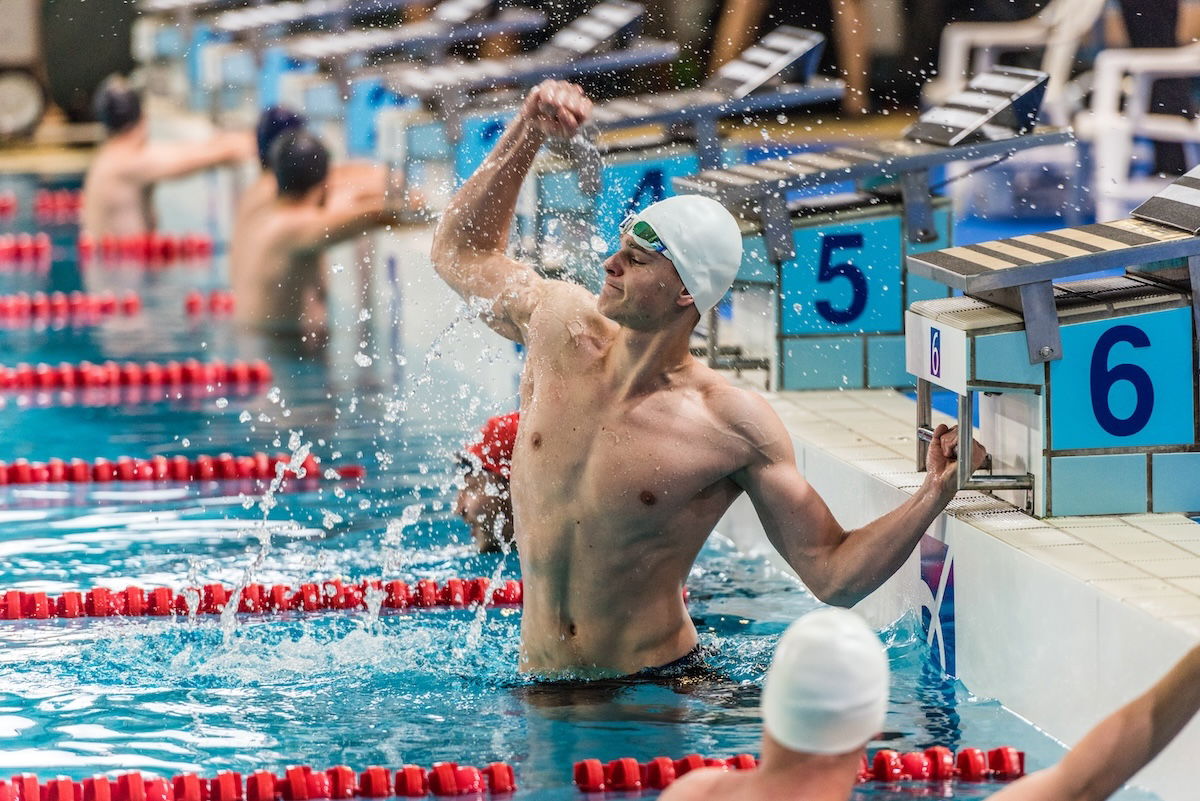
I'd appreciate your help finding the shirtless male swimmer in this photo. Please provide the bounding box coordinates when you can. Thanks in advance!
[82,76,253,239]
[660,609,1200,801]
[431,80,986,679]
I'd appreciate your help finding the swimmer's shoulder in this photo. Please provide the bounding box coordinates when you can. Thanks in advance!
[526,278,612,342]
[657,766,734,801]
[695,367,789,458]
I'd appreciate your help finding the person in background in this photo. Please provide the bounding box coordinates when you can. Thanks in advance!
[81,75,254,238]
[228,130,406,337]
[1116,0,1193,175]
[456,412,519,553]
[235,106,309,228]
[661,608,1200,801]
[708,0,871,115]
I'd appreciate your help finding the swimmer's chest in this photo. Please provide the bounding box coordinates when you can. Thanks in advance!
[518,381,736,520]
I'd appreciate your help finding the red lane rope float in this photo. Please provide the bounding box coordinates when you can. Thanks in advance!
[185,289,236,316]
[0,191,16,218]
[0,290,140,324]
[0,451,365,486]
[0,233,52,265]
[33,189,82,222]
[78,232,213,264]
[573,747,1025,793]
[0,359,271,391]
[0,577,524,621]
[0,763,517,801]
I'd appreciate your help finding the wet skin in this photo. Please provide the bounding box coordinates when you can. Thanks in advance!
[432,80,986,679]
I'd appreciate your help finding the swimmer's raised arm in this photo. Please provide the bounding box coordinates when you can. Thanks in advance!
[431,80,592,343]
[291,192,405,251]
[988,644,1200,801]
[729,392,985,607]
[135,131,254,183]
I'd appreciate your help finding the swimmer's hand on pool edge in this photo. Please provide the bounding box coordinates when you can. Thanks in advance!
[521,80,593,140]
[924,423,987,493]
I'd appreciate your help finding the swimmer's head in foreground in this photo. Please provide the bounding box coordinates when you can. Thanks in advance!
[256,106,307,169]
[93,76,142,136]
[660,608,888,801]
[269,130,330,200]
[597,195,743,332]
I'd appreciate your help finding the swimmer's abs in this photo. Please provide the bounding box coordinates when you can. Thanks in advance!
[519,591,697,676]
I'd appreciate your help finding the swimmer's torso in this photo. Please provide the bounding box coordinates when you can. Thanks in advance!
[512,284,751,677]
[229,180,326,335]
[81,140,155,238]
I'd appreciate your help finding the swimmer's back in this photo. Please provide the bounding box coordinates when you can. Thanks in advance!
[82,139,155,238]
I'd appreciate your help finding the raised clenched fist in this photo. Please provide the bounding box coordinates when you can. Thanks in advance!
[521,80,593,139]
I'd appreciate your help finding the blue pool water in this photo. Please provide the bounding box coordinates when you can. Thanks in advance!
[0,179,1160,800]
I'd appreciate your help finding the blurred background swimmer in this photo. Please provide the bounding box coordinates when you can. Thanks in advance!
[456,412,519,553]
[228,130,407,338]
[660,609,1200,801]
[81,75,254,239]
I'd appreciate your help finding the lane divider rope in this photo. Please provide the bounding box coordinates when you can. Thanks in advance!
[0,762,517,800]
[34,189,82,221]
[185,290,235,315]
[78,232,213,263]
[0,291,140,323]
[0,577,524,620]
[0,358,270,391]
[0,451,364,486]
[573,746,1025,792]
[0,233,51,264]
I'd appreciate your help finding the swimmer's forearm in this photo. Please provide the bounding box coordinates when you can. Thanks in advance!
[818,474,954,607]
[434,116,544,258]
[1055,644,1200,801]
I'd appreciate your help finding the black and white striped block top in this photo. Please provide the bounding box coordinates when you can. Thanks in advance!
[905,66,1047,148]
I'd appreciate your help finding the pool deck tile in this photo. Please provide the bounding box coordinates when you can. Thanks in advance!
[764,387,1200,633]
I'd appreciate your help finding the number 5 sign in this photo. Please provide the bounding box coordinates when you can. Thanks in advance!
[780,215,903,335]
[1050,307,1195,450]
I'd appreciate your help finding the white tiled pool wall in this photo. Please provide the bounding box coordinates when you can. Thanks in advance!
[716,388,1200,801]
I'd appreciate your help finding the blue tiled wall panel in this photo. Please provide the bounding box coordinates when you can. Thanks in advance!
[867,335,910,388]
[974,331,1046,388]
[780,336,865,390]
[1050,453,1148,516]
[1151,452,1200,514]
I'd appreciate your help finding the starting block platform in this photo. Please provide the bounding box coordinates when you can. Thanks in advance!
[368,1,676,162]
[904,168,1200,518]
[668,68,1070,392]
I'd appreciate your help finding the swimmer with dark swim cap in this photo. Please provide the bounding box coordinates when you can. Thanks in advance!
[456,412,519,553]
[228,129,414,337]
[81,75,254,239]
[661,609,1200,801]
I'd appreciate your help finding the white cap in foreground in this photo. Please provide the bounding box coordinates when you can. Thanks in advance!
[762,608,890,755]
[630,195,743,314]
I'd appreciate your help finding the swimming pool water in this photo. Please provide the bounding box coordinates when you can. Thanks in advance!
[0,179,1161,799]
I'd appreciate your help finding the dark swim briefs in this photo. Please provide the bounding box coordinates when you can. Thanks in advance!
[630,644,717,680]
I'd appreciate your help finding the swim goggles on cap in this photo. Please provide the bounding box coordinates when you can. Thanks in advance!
[619,212,671,260]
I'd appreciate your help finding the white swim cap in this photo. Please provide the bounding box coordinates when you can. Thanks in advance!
[762,608,889,755]
[627,195,743,314]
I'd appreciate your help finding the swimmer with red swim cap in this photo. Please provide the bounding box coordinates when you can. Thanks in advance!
[456,412,519,553]
[432,79,986,679]
[662,608,1200,801]
[82,75,254,239]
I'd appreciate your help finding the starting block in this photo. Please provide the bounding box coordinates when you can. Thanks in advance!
[669,67,1070,390]
[530,26,839,281]
[372,1,677,188]
[905,169,1200,516]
